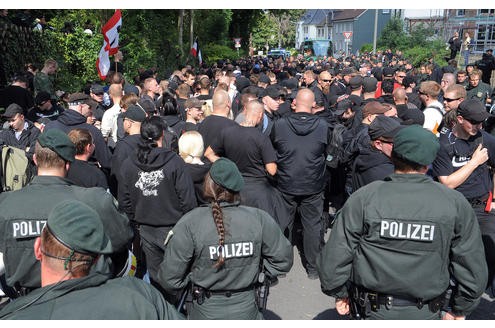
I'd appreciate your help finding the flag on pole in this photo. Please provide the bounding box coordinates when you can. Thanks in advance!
[96,9,122,80]
[190,37,202,66]
[190,37,198,57]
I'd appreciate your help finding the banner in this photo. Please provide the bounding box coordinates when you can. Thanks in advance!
[96,9,122,80]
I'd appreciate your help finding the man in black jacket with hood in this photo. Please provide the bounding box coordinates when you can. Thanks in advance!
[351,115,403,192]
[44,93,112,171]
[270,88,328,280]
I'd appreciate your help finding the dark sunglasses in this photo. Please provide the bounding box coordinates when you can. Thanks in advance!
[397,75,406,78]
[443,97,460,102]
[465,118,483,125]
[322,79,332,82]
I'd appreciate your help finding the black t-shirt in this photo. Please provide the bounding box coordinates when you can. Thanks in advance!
[210,125,277,178]
[67,159,109,190]
[197,115,237,149]
[432,130,495,199]
[184,162,211,205]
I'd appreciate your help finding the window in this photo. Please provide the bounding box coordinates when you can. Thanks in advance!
[479,9,495,15]
[382,9,390,14]
[303,26,308,34]
[456,9,465,16]
[317,28,324,38]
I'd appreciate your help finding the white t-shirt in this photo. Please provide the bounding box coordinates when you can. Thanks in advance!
[422,100,445,137]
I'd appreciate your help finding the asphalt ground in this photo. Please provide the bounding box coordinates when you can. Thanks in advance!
[263,228,495,320]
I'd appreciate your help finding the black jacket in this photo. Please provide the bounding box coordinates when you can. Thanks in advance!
[44,109,112,169]
[271,112,328,195]
[352,146,394,192]
[0,119,40,161]
[120,147,197,226]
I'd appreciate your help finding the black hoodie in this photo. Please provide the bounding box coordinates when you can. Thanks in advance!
[44,109,112,169]
[271,112,328,195]
[119,147,197,226]
[351,145,394,192]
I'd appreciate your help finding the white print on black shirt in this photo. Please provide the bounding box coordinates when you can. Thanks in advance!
[452,155,470,168]
[135,170,164,196]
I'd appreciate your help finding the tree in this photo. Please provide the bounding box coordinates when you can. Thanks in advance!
[377,17,408,50]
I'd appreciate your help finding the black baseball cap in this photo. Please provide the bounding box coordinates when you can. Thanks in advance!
[2,103,24,119]
[368,115,403,140]
[457,99,490,123]
[35,92,51,106]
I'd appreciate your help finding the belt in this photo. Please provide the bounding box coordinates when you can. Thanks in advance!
[467,194,490,206]
[368,293,428,308]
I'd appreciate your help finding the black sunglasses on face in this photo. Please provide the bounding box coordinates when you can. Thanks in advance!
[443,97,460,102]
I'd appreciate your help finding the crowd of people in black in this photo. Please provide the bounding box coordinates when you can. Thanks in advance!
[0,45,494,319]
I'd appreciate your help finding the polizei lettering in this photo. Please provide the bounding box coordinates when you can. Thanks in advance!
[380,220,435,242]
[209,242,254,260]
[12,220,47,239]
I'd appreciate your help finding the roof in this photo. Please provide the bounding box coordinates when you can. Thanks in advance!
[300,9,334,25]
[332,9,367,21]
[300,9,367,25]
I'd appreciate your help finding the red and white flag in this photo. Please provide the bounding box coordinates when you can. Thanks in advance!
[96,9,122,80]
[190,37,198,57]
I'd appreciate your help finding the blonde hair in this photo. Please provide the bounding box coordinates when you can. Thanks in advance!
[179,131,204,163]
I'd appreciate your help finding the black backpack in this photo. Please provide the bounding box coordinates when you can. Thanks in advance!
[325,123,351,169]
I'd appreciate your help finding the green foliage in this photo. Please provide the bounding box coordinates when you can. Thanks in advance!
[360,43,373,53]
[377,18,450,67]
[377,18,408,50]
[202,43,242,65]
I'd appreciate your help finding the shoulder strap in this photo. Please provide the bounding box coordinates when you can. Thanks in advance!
[2,146,9,191]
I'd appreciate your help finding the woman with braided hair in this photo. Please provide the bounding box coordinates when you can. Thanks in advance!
[157,157,293,319]
[120,116,197,289]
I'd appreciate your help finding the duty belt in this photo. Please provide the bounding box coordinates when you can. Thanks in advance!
[367,292,428,310]
[192,285,255,305]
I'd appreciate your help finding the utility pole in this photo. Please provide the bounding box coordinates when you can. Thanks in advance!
[373,9,378,54]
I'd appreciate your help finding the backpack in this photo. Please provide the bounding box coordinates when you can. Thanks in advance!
[325,123,351,169]
[1,146,32,192]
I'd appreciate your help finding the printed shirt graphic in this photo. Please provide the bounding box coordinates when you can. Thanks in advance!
[135,170,164,196]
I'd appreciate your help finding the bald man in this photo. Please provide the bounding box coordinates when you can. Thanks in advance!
[206,100,290,228]
[198,89,237,149]
[392,87,425,125]
[270,88,329,280]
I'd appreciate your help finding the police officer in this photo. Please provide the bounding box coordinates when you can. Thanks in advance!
[0,200,182,319]
[317,125,487,320]
[0,129,132,298]
[157,158,293,319]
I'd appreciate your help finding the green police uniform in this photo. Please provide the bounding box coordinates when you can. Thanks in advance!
[33,71,54,99]
[157,203,293,320]
[0,200,181,320]
[466,82,492,105]
[0,273,182,319]
[316,125,487,320]
[0,176,133,293]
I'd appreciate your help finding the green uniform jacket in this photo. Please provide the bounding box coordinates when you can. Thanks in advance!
[466,82,492,104]
[33,72,54,98]
[0,273,183,319]
[157,202,293,319]
[317,174,487,317]
[0,176,133,290]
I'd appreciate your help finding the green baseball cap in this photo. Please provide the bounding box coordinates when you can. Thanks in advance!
[46,200,112,255]
[393,125,440,165]
[210,157,244,192]
[38,129,76,162]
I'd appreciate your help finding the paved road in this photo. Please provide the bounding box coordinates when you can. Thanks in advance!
[263,229,495,320]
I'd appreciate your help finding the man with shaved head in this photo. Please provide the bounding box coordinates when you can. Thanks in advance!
[393,87,424,125]
[270,88,329,280]
[198,89,237,149]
